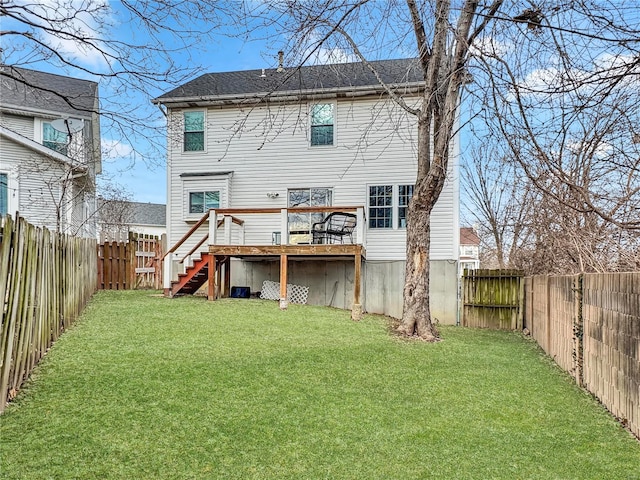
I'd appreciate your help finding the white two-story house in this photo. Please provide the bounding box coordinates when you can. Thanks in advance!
[154,58,459,323]
[0,66,101,237]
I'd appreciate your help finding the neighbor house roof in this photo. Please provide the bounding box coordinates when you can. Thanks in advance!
[153,58,423,106]
[0,65,98,119]
[98,199,166,227]
[460,227,480,246]
[129,201,166,226]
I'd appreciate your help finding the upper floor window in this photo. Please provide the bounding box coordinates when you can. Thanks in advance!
[310,104,334,146]
[184,111,205,151]
[0,173,7,215]
[43,122,68,155]
[368,184,414,229]
[189,191,219,214]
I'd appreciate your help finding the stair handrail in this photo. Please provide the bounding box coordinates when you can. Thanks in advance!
[161,209,212,261]
[179,216,245,264]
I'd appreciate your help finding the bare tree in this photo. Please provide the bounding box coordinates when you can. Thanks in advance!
[1,0,235,160]
[240,1,504,339]
[470,1,640,231]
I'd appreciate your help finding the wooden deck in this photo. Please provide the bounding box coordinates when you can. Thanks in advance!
[208,243,365,259]
[207,243,365,320]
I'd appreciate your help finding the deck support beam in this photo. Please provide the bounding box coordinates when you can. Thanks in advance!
[208,255,216,301]
[351,251,363,321]
[279,254,288,309]
[223,257,231,298]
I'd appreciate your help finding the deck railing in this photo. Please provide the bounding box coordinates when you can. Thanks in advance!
[163,206,365,292]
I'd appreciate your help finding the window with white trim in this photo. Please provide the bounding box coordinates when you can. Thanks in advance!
[0,173,7,215]
[43,122,68,155]
[288,187,333,243]
[368,184,414,229]
[183,111,205,151]
[398,185,414,228]
[189,191,219,214]
[310,103,334,146]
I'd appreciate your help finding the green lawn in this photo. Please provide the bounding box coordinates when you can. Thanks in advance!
[1,290,638,479]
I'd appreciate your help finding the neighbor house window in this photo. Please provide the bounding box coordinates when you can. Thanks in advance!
[43,122,68,155]
[310,103,334,146]
[183,111,205,151]
[189,191,219,214]
[368,185,393,229]
[398,184,414,228]
[0,173,7,215]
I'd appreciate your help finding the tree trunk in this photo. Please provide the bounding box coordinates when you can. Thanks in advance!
[398,194,439,341]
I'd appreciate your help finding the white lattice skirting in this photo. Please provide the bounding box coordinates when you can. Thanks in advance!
[260,280,309,304]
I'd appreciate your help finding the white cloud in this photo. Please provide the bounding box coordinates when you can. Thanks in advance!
[307,46,358,65]
[16,0,113,70]
[102,138,134,160]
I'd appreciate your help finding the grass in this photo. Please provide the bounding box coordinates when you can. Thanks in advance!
[1,290,638,479]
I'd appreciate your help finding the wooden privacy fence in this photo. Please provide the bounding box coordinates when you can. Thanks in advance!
[462,269,524,329]
[0,215,96,413]
[523,273,639,439]
[97,233,165,290]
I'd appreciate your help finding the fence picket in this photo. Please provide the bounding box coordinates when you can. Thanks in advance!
[0,215,96,412]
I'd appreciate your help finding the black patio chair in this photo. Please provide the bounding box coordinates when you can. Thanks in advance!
[312,212,357,244]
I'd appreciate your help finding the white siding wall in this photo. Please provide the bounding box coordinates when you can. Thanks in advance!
[0,137,67,231]
[0,113,34,138]
[167,96,458,261]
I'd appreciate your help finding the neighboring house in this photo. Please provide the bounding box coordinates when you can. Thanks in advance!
[459,227,481,275]
[153,58,460,322]
[0,66,101,237]
[97,198,166,242]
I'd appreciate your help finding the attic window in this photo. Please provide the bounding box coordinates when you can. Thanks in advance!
[184,111,205,151]
[310,103,334,146]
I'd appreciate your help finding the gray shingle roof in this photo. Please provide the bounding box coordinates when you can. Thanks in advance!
[130,201,166,226]
[0,65,98,117]
[154,58,423,103]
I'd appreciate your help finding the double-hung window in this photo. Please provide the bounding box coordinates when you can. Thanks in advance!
[183,111,205,152]
[189,191,219,214]
[43,122,68,155]
[0,173,7,215]
[310,103,334,146]
[368,184,414,229]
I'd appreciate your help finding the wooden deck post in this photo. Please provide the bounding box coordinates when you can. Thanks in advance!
[279,254,288,309]
[280,209,289,245]
[208,209,217,246]
[351,250,363,321]
[223,257,231,298]
[208,255,215,301]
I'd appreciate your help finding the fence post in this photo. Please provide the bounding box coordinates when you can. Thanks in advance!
[573,273,584,387]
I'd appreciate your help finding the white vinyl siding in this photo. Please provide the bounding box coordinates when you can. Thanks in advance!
[166,96,457,261]
[0,113,34,138]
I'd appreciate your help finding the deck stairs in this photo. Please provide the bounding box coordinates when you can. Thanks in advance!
[171,253,217,296]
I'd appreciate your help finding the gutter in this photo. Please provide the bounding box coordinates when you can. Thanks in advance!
[152,82,425,107]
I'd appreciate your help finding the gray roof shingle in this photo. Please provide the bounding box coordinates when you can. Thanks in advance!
[155,58,423,103]
[0,65,98,117]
